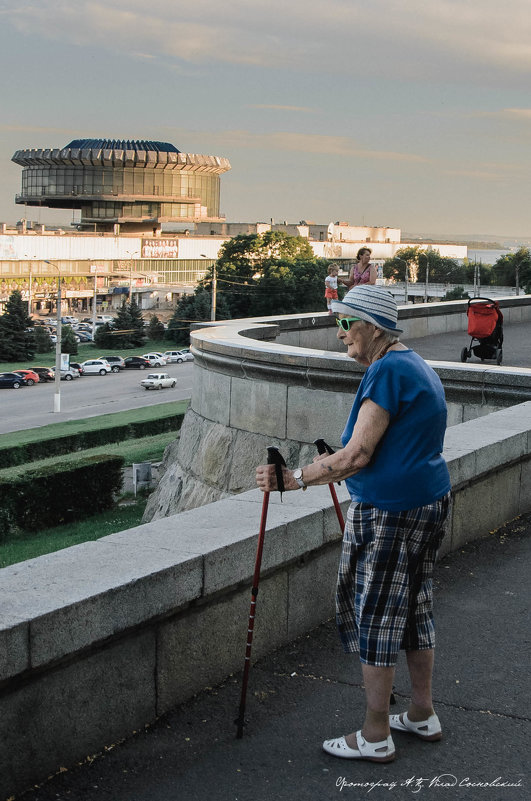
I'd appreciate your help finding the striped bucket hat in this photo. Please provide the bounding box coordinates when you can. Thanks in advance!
[331,285,403,334]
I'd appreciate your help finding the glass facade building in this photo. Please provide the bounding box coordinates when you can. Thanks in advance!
[12,139,230,232]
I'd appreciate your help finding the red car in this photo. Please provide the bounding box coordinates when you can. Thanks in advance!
[14,369,40,385]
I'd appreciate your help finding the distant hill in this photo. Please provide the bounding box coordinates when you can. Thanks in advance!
[403,232,531,248]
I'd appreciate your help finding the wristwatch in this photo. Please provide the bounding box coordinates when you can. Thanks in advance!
[293,468,307,491]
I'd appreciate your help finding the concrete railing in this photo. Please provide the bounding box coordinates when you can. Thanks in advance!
[141,295,531,518]
[1,401,531,797]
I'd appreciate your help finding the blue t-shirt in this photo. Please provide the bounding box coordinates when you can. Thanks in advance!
[341,350,451,511]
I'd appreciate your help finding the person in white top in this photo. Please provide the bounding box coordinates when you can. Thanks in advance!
[324,264,340,314]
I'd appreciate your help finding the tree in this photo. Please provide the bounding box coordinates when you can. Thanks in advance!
[93,322,115,350]
[60,325,79,355]
[128,298,146,346]
[165,233,329,343]
[147,314,165,341]
[0,290,35,361]
[95,300,145,349]
[34,325,53,353]
[383,247,463,284]
[491,247,531,289]
[442,286,470,301]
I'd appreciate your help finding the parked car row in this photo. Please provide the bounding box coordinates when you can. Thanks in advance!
[0,350,193,388]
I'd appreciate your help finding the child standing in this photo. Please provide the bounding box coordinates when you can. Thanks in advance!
[324,264,339,314]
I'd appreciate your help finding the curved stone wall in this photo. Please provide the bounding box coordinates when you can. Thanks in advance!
[144,296,531,521]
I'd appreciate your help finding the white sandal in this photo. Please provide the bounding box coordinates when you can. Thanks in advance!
[322,730,395,761]
[389,712,442,741]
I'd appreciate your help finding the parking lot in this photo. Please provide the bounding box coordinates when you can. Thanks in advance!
[0,360,195,435]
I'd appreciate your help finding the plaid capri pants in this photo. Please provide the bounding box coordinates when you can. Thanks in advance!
[336,493,451,667]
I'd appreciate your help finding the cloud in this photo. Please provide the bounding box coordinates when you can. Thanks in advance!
[0,123,79,135]
[3,0,531,80]
[247,105,317,114]
[166,127,429,163]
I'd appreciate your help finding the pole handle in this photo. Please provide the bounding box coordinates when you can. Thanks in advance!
[266,446,286,497]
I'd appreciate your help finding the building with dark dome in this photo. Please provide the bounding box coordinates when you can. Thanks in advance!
[11,139,231,233]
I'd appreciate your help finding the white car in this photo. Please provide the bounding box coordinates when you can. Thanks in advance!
[141,353,167,367]
[80,359,112,375]
[140,372,176,390]
[164,349,193,363]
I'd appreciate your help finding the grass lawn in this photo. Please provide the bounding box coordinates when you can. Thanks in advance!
[0,403,186,568]
[1,429,179,479]
[0,338,188,373]
[0,496,148,568]
[0,400,188,450]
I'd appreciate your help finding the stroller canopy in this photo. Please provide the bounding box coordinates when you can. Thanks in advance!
[467,300,503,339]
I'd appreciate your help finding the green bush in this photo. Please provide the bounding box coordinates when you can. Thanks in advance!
[0,412,185,469]
[0,454,125,536]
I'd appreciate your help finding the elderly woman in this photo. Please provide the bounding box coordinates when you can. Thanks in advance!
[256,285,451,763]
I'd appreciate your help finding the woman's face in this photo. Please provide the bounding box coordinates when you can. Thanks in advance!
[336,315,379,365]
[358,250,371,266]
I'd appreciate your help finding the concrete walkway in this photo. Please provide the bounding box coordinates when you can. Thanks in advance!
[404,320,531,368]
[17,513,530,801]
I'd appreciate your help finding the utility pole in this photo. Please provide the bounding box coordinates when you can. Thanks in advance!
[211,260,217,321]
[43,261,62,412]
[53,274,62,413]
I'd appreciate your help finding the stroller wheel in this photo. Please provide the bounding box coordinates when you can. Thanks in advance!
[496,349,503,365]
[460,347,468,363]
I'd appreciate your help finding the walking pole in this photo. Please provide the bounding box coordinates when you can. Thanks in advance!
[235,446,286,739]
[313,438,345,531]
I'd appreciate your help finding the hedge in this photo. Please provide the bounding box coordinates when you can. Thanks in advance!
[0,412,185,470]
[0,454,125,537]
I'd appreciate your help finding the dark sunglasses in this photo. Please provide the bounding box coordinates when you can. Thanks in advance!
[336,316,362,332]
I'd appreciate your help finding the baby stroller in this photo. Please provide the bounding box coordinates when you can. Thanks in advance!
[460,297,504,365]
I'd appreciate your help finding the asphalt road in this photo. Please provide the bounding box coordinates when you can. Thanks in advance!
[0,361,195,435]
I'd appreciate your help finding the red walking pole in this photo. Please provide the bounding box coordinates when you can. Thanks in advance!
[314,438,345,531]
[236,446,286,738]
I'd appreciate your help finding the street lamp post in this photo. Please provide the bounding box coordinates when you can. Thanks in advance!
[44,260,62,413]
[424,252,430,303]
[395,258,409,303]
[200,254,217,321]
[125,250,139,304]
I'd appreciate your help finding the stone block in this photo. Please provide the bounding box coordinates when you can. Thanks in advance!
[230,375,287,437]
[444,447,477,488]
[402,316,428,339]
[156,571,288,713]
[287,542,341,640]
[0,614,29,682]
[176,409,208,471]
[0,536,202,668]
[199,368,232,424]
[0,630,156,800]
[286,385,353,443]
[425,312,449,336]
[519,459,531,514]
[228,430,297,494]
[193,422,235,489]
[450,466,521,549]
[446,403,464,426]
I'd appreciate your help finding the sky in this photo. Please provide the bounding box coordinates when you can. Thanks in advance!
[0,0,530,240]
